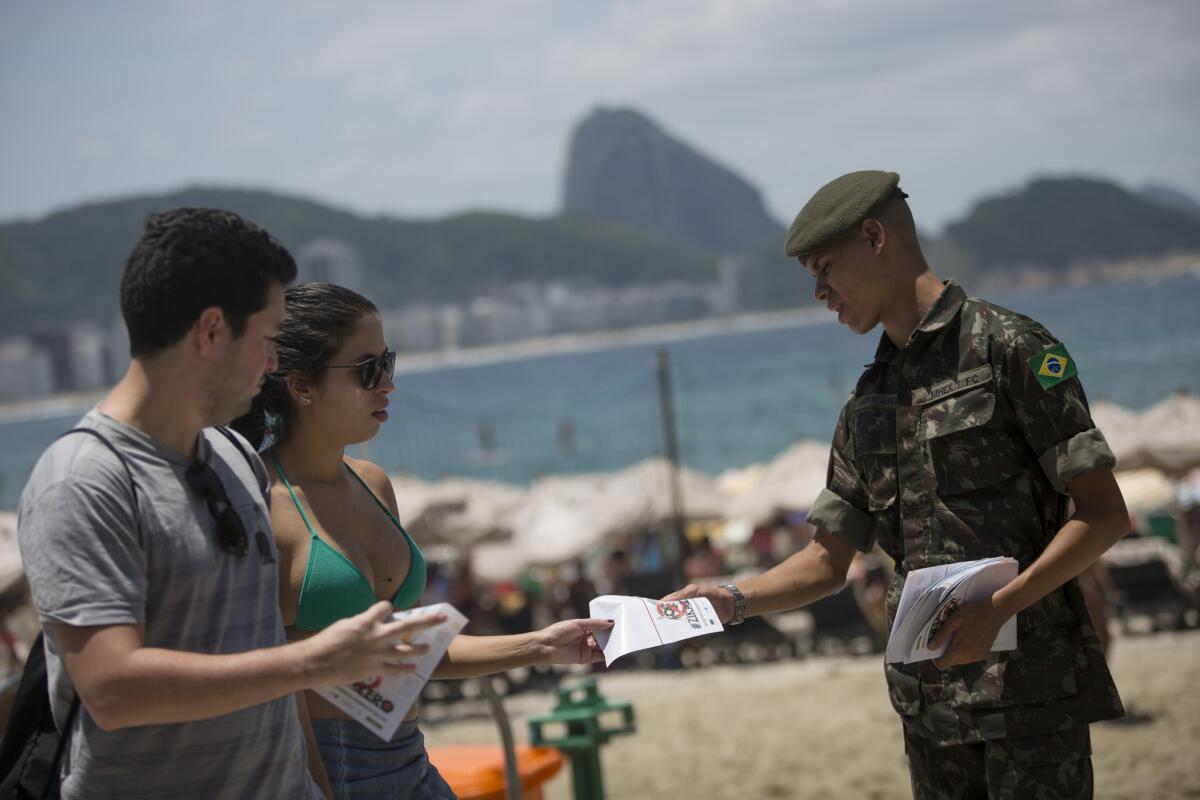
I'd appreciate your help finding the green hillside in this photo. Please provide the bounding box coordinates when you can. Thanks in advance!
[942,176,1200,270]
[4,174,1199,337]
[0,187,717,335]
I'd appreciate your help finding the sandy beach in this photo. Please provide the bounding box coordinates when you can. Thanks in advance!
[423,628,1200,800]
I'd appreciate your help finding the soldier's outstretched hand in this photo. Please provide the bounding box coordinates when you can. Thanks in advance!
[662,584,736,624]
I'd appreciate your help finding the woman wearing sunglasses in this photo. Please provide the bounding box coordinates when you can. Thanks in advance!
[233,283,612,799]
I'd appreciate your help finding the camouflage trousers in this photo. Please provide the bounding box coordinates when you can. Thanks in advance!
[903,725,1092,800]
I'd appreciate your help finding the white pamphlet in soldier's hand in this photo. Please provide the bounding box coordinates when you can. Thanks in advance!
[886,557,1018,664]
[589,595,724,667]
[314,603,467,741]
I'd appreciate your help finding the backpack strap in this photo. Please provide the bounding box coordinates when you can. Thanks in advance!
[212,426,266,496]
[60,427,141,538]
[54,426,145,691]
[213,426,255,471]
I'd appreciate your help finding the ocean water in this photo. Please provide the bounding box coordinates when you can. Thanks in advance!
[2,275,1198,509]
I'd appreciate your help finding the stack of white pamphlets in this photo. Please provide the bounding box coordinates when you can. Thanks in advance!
[314,603,467,741]
[885,557,1018,664]
[589,595,724,667]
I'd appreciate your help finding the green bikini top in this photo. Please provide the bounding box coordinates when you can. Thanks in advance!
[272,452,426,632]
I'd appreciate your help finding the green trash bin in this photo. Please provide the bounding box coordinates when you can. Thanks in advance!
[1146,512,1178,545]
[529,678,635,800]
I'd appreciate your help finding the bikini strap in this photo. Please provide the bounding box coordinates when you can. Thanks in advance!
[270,450,319,540]
[343,463,412,537]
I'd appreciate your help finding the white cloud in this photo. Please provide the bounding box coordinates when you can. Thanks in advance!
[1,0,1197,228]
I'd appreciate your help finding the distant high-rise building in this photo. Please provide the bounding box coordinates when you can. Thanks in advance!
[384,305,441,353]
[0,338,54,402]
[463,298,530,346]
[296,239,365,293]
[27,325,109,393]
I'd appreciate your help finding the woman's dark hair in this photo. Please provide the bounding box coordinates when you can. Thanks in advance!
[231,282,377,449]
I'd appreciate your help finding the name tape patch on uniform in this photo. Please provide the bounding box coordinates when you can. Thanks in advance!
[1027,343,1077,390]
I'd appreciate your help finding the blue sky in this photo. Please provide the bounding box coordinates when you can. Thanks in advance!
[2,0,1198,232]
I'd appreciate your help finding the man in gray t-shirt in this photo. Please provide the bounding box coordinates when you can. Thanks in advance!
[16,209,441,798]
[20,411,314,798]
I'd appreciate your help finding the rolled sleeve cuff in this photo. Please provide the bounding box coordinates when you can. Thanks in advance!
[38,604,143,628]
[1037,427,1117,494]
[807,488,875,552]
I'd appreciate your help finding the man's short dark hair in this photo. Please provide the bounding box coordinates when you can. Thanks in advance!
[120,208,298,357]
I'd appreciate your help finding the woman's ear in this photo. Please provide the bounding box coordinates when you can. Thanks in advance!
[285,373,314,407]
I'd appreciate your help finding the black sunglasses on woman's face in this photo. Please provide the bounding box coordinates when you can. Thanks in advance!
[326,348,396,390]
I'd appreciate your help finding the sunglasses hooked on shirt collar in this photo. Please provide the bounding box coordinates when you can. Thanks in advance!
[184,459,275,564]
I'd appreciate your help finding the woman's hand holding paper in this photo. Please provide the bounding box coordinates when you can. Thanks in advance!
[531,618,615,665]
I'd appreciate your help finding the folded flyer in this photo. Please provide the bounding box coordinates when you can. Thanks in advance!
[885,557,1018,664]
[589,595,723,667]
[314,603,467,741]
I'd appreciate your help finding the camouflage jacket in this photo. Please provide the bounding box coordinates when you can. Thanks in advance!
[807,280,1124,745]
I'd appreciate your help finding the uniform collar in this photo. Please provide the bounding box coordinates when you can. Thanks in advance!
[872,280,967,361]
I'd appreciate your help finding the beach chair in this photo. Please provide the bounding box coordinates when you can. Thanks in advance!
[1103,538,1198,632]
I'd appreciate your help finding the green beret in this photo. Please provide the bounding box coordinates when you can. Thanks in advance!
[784,170,905,260]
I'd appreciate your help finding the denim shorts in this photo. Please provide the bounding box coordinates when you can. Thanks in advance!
[312,718,457,800]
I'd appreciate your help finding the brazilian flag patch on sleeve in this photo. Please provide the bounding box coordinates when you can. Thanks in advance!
[1027,343,1077,390]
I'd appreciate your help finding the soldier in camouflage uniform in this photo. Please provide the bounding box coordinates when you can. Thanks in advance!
[666,171,1128,800]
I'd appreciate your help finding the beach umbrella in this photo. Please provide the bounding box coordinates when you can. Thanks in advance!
[1119,391,1200,475]
[389,473,436,520]
[715,462,769,496]
[0,511,23,596]
[606,457,727,521]
[472,471,652,582]
[1091,399,1139,466]
[390,474,523,548]
[723,439,830,525]
[1114,469,1177,513]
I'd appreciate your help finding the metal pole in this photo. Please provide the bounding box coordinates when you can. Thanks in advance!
[655,347,687,587]
[478,677,523,800]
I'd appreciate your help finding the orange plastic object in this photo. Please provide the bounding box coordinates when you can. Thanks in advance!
[426,745,565,800]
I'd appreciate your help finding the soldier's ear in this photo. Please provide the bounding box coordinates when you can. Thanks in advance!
[862,218,886,254]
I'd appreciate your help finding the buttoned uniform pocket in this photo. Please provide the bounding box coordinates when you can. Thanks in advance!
[851,394,898,512]
[919,383,1027,497]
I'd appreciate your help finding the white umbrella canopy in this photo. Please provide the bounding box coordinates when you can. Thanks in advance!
[606,457,727,520]
[1118,391,1200,475]
[0,511,23,595]
[1114,468,1177,514]
[723,439,830,525]
[472,471,653,582]
[470,541,527,584]
[715,462,768,497]
[389,473,436,520]
[1090,399,1139,466]
[389,474,523,548]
